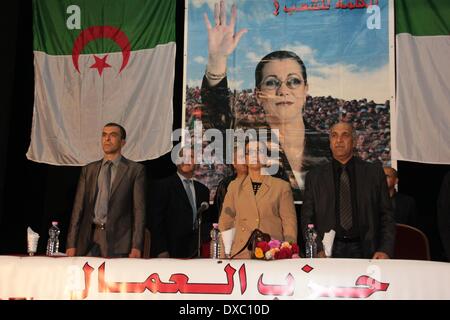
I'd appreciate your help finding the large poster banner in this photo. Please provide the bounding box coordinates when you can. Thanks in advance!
[184,0,393,201]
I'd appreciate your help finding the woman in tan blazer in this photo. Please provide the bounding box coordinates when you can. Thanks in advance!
[219,141,297,259]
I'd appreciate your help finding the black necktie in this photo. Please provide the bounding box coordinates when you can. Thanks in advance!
[339,165,353,231]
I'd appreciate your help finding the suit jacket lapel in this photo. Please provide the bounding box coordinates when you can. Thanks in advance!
[193,181,203,210]
[110,157,129,198]
[89,161,102,204]
[323,163,335,227]
[175,174,194,209]
[354,158,363,222]
[255,175,270,201]
[243,176,260,217]
[326,163,335,201]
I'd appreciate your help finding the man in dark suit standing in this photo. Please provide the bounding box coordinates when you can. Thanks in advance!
[384,166,418,226]
[66,123,146,258]
[149,148,214,258]
[301,122,395,259]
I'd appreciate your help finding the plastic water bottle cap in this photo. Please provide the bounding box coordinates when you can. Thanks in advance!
[307,223,314,228]
[213,223,219,229]
[52,221,58,226]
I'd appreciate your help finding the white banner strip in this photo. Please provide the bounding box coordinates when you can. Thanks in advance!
[1,256,450,300]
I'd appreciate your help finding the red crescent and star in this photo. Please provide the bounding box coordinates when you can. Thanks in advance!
[71,26,131,76]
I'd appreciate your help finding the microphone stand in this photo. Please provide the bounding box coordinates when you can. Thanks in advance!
[189,203,209,259]
[196,210,202,258]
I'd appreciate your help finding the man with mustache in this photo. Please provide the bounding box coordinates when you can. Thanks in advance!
[301,122,395,259]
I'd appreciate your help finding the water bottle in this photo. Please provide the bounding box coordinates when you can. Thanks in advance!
[305,223,318,258]
[210,223,221,259]
[46,221,60,256]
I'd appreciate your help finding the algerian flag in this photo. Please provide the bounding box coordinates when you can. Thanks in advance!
[28,0,176,165]
[394,0,450,164]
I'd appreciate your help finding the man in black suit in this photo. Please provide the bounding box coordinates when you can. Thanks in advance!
[384,167,418,226]
[301,122,395,259]
[149,149,215,258]
[66,123,146,258]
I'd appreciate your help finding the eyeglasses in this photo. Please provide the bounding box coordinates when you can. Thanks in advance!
[260,76,304,90]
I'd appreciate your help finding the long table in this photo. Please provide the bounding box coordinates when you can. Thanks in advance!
[1,256,450,300]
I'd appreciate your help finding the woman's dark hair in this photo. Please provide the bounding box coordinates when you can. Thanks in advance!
[255,50,307,89]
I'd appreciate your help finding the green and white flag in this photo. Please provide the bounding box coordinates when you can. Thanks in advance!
[28,0,176,165]
[394,0,450,164]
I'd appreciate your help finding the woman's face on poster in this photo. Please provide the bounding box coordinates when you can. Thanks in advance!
[256,58,308,124]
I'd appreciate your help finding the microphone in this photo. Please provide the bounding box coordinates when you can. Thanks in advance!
[197,201,209,215]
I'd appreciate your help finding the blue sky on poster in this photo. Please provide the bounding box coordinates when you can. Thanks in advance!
[186,0,391,103]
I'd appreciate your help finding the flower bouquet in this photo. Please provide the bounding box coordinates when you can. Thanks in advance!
[253,239,300,260]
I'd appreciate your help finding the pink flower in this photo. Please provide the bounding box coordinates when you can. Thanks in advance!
[268,239,281,249]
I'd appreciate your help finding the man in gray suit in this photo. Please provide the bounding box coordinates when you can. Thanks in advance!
[301,122,395,259]
[66,123,146,258]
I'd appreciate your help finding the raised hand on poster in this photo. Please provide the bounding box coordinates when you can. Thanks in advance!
[203,0,247,85]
